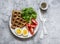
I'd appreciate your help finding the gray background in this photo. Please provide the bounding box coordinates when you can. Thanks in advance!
[0,0,60,44]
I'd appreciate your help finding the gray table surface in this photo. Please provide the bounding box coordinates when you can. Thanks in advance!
[0,0,60,44]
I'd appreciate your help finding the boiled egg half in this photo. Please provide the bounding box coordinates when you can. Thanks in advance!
[22,29,28,36]
[15,28,22,35]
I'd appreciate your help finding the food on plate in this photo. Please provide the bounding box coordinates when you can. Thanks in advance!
[11,10,27,29]
[11,7,38,37]
[26,19,38,35]
[21,7,37,22]
[22,29,28,36]
[31,19,38,25]
[28,26,34,35]
[15,28,28,36]
[31,25,36,29]
[15,28,22,35]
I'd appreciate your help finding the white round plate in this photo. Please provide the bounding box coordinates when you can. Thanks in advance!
[9,12,40,39]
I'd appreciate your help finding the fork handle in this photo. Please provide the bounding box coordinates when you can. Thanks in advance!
[43,22,48,35]
[40,29,44,39]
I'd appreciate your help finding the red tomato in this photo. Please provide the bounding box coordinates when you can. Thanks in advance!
[26,23,31,28]
[28,27,34,35]
[31,19,38,25]
[26,23,34,35]
[31,24,36,29]
[26,19,38,35]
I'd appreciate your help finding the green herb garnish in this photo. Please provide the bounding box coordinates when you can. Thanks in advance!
[21,7,37,22]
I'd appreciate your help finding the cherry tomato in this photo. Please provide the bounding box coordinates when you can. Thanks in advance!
[28,27,34,35]
[31,19,38,25]
[26,19,38,35]
[26,23,34,35]
[26,23,31,28]
[31,24,36,29]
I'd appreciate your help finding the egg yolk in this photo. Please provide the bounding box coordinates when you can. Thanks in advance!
[23,29,28,36]
[16,29,22,35]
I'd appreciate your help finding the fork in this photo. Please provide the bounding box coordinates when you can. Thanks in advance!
[40,17,48,39]
[38,9,48,39]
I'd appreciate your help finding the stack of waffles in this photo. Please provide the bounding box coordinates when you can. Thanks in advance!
[11,10,27,29]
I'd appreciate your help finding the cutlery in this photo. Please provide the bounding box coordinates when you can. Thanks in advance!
[38,6,48,39]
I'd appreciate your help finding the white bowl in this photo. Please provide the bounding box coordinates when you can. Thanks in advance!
[40,1,48,10]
